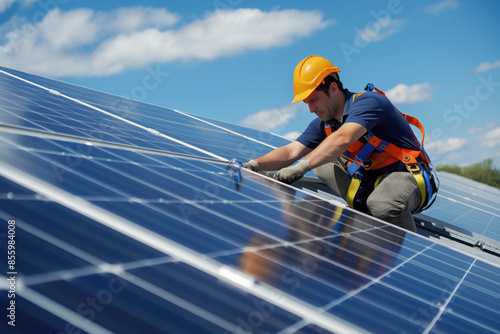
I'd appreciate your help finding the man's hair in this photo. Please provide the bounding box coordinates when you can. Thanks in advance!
[316,73,344,96]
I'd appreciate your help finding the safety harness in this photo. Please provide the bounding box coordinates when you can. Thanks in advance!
[324,83,439,213]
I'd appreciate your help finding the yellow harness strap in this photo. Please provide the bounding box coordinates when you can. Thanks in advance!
[406,164,427,212]
[345,164,427,213]
[346,174,362,209]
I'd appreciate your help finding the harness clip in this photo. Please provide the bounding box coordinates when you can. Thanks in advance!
[365,83,375,91]
[360,160,372,170]
[407,163,421,175]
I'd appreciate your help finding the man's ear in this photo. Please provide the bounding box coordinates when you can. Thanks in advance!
[329,81,339,94]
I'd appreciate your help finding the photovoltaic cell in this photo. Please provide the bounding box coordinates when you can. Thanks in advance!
[0,67,499,333]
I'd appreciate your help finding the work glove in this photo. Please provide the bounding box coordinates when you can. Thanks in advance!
[276,160,311,184]
[242,159,259,172]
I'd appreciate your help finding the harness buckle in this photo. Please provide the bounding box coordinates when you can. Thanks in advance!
[361,160,372,170]
[407,163,421,175]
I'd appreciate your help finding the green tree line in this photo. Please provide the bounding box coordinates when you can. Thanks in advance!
[436,158,500,189]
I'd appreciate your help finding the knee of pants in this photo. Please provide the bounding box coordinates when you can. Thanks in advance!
[366,196,406,222]
[312,161,351,199]
[367,196,417,232]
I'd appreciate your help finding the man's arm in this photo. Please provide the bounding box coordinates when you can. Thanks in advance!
[276,122,367,183]
[252,141,313,172]
[304,122,367,169]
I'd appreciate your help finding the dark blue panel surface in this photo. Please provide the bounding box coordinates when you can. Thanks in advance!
[0,296,72,334]
[1,199,166,266]
[7,227,92,275]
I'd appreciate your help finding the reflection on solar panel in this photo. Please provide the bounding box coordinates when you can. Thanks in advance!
[0,67,499,333]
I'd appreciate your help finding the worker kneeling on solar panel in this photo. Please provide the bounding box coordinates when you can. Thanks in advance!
[243,55,439,232]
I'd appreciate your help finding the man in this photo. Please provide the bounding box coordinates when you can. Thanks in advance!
[243,55,437,232]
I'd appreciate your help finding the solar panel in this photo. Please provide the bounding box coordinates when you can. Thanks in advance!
[420,172,500,241]
[1,67,499,333]
[0,65,288,162]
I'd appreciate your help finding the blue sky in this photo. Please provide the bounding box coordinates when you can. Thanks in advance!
[1,0,500,167]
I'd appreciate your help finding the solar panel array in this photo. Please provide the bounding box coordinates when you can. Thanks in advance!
[0,67,499,333]
[421,172,500,241]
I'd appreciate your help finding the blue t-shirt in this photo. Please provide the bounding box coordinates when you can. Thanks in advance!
[296,89,422,171]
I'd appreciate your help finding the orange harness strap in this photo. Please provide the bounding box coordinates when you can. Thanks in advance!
[324,90,430,169]
[321,84,437,213]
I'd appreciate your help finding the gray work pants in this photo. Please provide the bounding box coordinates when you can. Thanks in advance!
[313,159,421,232]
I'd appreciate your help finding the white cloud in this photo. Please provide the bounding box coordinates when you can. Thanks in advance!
[424,0,459,15]
[468,126,482,135]
[425,137,466,155]
[0,7,332,77]
[39,8,98,51]
[0,0,35,13]
[474,60,500,74]
[487,121,498,128]
[385,83,435,104]
[480,126,500,148]
[109,7,181,32]
[283,131,301,141]
[239,103,306,131]
[0,0,16,13]
[468,121,498,134]
[356,18,405,44]
[36,7,180,51]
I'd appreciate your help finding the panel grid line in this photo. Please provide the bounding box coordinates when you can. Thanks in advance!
[438,190,500,218]
[422,259,477,334]
[278,243,436,333]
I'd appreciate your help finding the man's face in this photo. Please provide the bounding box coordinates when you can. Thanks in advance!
[303,86,339,122]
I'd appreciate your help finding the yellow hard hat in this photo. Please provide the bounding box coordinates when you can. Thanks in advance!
[292,55,341,103]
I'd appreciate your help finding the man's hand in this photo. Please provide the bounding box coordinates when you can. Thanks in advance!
[276,160,311,184]
[242,159,259,172]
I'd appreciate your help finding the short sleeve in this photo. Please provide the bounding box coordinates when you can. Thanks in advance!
[343,92,387,132]
[296,118,326,150]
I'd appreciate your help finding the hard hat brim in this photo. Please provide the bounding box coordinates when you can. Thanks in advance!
[291,88,314,104]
